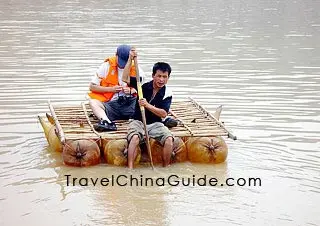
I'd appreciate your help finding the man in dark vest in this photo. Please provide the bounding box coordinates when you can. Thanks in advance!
[122,48,174,168]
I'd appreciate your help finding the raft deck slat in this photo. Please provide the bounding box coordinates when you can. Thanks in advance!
[50,99,235,141]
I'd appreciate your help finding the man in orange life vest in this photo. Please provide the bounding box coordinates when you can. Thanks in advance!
[88,45,145,131]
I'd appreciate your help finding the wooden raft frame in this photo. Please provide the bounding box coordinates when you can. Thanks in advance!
[48,98,236,142]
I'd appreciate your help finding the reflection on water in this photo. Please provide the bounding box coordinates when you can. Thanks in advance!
[0,0,319,225]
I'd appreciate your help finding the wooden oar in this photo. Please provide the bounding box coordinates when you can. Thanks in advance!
[134,57,154,169]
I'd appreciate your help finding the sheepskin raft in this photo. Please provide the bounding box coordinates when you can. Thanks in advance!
[40,98,236,167]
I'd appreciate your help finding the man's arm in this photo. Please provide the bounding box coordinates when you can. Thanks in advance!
[122,61,131,85]
[122,47,137,85]
[89,63,122,93]
[89,82,122,93]
[139,93,172,119]
[139,98,168,119]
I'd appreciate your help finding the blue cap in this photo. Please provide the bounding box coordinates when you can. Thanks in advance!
[116,44,131,68]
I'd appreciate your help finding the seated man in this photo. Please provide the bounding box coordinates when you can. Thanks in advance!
[122,48,174,169]
[88,45,145,132]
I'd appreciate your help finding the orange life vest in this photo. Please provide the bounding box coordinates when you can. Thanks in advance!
[88,56,136,102]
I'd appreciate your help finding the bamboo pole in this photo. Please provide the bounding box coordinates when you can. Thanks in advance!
[169,110,194,136]
[134,57,154,170]
[48,100,66,144]
[189,97,237,140]
[81,102,101,140]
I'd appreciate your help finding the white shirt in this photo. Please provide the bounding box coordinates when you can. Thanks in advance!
[90,62,146,100]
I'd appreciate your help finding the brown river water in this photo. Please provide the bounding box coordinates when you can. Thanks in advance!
[0,0,319,225]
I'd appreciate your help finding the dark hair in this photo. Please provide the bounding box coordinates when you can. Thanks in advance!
[152,62,171,76]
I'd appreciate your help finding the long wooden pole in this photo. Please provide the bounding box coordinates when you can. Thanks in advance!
[134,57,154,169]
[189,97,237,140]
[169,110,194,136]
[48,100,66,144]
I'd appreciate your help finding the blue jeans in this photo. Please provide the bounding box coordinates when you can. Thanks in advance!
[104,96,136,121]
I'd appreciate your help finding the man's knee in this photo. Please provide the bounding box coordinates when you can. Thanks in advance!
[129,134,140,145]
[89,99,104,109]
[164,136,173,146]
[89,98,97,107]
